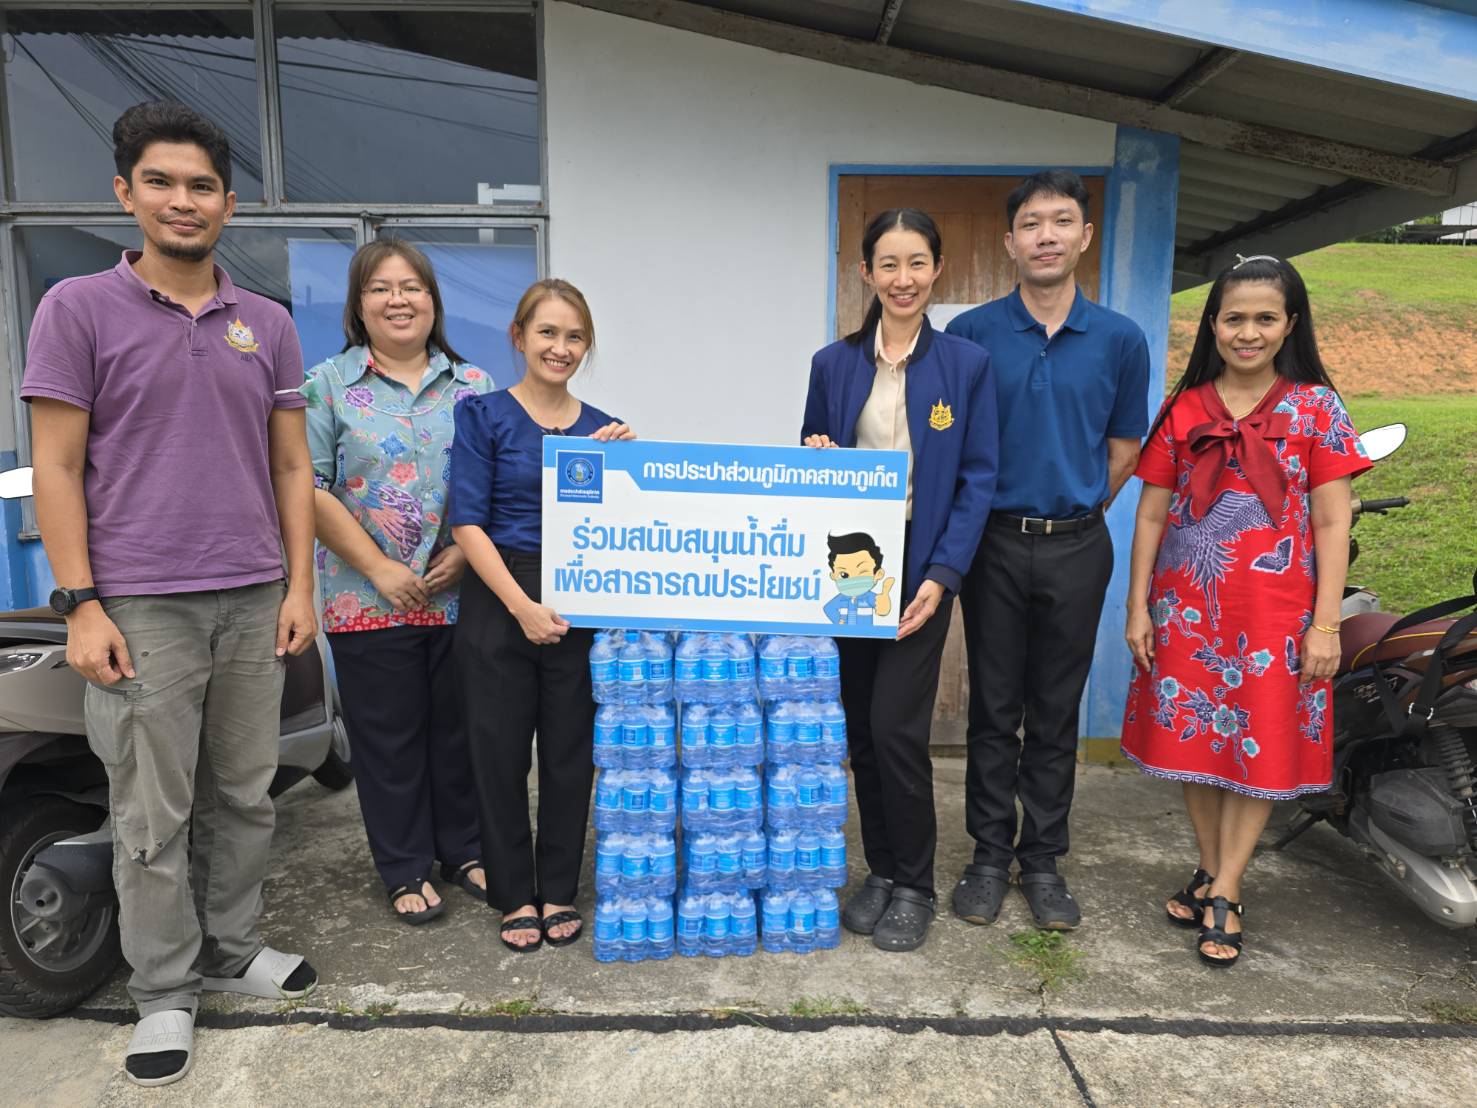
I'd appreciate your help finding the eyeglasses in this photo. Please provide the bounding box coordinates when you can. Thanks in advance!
[363,284,429,299]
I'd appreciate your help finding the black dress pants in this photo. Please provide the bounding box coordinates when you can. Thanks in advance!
[962,517,1113,874]
[455,553,595,913]
[838,596,954,901]
[328,624,480,891]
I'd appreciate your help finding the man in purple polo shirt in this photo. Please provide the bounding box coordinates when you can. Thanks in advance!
[22,101,319,1087]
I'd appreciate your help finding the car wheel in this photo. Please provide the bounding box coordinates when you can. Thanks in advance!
[311,716,354,791]
[0,797,120,1018]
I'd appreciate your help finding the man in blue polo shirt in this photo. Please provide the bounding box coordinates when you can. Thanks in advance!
[945,170,1148,930]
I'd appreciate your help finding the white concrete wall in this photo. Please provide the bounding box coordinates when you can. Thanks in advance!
[543,2,1115,445]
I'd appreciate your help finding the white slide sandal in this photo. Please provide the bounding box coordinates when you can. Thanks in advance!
[201,946,315,1000]
[125,1009,194,1087]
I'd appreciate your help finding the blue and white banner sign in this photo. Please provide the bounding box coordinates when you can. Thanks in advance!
[542,438,908,639]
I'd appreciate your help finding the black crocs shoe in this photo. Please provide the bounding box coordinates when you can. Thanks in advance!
[872,887,935,952]
[841,874,894,935]
[953,863,1011,925]
[1019,872,1081,930]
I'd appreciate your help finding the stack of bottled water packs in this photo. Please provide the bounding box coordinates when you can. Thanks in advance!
[759,635,846,954]
[674,632,763,958]
[591,630,678,963]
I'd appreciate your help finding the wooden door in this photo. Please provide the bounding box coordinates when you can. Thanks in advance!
[833,174,1104,741]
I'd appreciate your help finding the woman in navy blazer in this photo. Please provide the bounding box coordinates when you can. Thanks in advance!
[802,208,998,952]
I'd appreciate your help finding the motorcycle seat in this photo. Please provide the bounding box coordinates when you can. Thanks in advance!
[1340,612,1477,673]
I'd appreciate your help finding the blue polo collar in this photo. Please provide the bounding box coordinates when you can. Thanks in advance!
[1004,285,1091,335]
[337,344,467,386]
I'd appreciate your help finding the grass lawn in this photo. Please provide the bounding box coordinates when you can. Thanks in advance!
[1343,394,1477,616]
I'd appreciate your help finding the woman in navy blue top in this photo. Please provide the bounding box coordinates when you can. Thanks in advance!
[450,278,633,952]
[802,208,998,953]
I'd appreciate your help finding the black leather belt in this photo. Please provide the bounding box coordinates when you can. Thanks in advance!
[989,505,1105,536]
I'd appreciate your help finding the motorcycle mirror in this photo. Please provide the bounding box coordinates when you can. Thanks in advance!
[0,467,34,501]
[1359,423,1406,463]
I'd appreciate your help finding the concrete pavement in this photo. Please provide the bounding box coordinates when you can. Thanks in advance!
[3,760,1474,1105]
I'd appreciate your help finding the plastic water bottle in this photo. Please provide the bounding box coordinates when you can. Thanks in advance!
[820,828,847,887]
[794,703,822,762]
[767,702,796,764]
[701,635,731,702]
[709,771,736,823]
[621,705,648,764]
[709,706,736,762]
[730,893,757,956]
[704,894,730,957]
[814,889,841,949]
[593,705,623,768]
[593,770,622,831]
[643,633,674,703]
[813,638,841,699]
[647,897,674,960]
[620,833,647,886]
[716,834,742,882]
[795,766,824,825]
[734,767,762,821]
[742,829,768,887]
[675,635,703,702]
[819,701,847,761]
[594,898,622,962]
[648,769,677,832]
[617,635,646,704]
[790,892,816,954]
[651,834,677,893]
[648,705,677,767]
[761,890,788,953]
[590,634,619,703]
[595,833,623,893]
[758,636,787,700]
[677,894,705,957]
[682,768,708,824]
[727,634,756,694]
[766,765,796,830]
[819,763,848,823]
[620,896,648,962]
[795,831,821,884]
[735,702,763,765]
[785,639,814,697]
[769,829,796,888]
[681,704,709,765]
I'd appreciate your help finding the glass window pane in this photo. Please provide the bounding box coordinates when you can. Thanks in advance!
[275,10,539,205]
[373,226,538,386]
[13,223,353,359]
[1,8,262,202]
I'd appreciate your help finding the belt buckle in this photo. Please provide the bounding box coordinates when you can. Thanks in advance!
[1020,516,1047,535]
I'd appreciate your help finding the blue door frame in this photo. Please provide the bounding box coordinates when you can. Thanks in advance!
[826,125,1180,742]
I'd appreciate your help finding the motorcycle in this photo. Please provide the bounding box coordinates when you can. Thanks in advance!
[0,466,353,1017]
[1272,424,1477,929]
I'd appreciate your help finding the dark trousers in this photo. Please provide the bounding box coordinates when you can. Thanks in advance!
[455,554,595,913]
[838,597,954,901]
[328,624,479,892]
[962,517,1113,874]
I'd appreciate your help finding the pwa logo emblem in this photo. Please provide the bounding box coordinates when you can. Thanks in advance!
[556,450,604,503]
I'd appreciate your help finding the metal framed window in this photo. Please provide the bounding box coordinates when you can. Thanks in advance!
[0,0,546,538]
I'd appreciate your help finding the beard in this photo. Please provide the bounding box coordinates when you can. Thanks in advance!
[155,235,217,263]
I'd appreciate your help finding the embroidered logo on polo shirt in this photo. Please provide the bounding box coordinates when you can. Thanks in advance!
[225,318,259,353]
[929,399,953,431]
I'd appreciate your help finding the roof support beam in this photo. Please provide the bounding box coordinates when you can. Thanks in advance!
[564,0,1457,196]
[875,0,906,45]
[1155,47,1241,108]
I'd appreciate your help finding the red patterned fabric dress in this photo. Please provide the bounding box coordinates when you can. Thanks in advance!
[1120,381,1372,798]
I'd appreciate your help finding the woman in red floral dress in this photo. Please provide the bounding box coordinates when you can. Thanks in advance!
[1121,256,1371,967]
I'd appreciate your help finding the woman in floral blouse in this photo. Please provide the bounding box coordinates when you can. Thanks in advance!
[302,240,493,923]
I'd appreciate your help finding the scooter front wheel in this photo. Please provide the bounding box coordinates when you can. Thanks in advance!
[0,797,120,1017]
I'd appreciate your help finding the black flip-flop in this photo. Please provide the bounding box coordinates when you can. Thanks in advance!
[500,915,544,953]
[1019,872,1081,930]
[442,859,486,902]
[953,863,1010,925]
[541,909,584,947]
[388,878,445,925]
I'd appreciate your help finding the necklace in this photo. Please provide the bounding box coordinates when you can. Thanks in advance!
[1215,375,1277,420]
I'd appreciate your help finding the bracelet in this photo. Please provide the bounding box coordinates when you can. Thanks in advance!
[1312,623,1340,635]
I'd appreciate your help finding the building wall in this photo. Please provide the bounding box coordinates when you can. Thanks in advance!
[543,1,1114,446]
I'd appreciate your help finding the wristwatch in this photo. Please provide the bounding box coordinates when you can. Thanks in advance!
[49,586,100,615]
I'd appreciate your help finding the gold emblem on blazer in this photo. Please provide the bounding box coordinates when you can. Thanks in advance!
[929,399,954,431]
[225,317,259,353]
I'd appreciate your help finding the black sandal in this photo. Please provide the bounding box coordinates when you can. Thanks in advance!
[541,909,584,947]
[387,878,445,925]
[442,859,486,901]
[1197,896,1244,968]
[1166,868,1214,929]
[500,914,543,953]
[953,863,1011,925]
